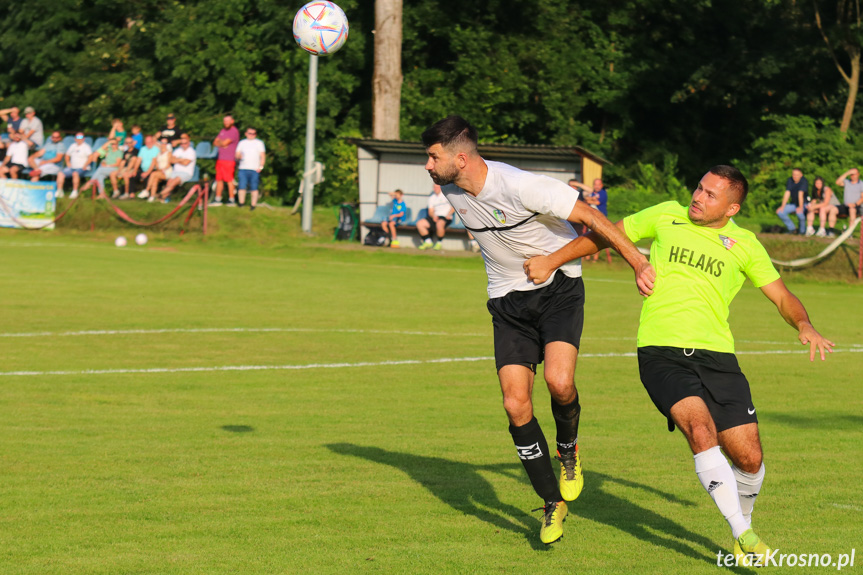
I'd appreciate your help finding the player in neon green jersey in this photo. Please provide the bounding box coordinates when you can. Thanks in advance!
[523,165,834,565]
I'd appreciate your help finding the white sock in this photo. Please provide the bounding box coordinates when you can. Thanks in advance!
[733,463,765,527]
[693,446,750,539]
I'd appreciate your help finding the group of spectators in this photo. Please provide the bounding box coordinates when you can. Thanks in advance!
[0,108,267,210]
[776,167,863,237]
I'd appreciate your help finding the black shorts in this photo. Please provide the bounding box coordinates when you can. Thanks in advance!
[637,346,758,432]
[486,273,585,372]
[425,215,451,228]
[837,204,863,218]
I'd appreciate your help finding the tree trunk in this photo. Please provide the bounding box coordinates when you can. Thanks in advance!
[839,46,860,133]
[372,0,403,140]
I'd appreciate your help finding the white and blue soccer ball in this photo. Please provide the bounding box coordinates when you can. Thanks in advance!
[293,1,350,56]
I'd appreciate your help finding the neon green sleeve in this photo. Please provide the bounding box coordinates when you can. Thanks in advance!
[744,240,781,288]
[623,201,677,243]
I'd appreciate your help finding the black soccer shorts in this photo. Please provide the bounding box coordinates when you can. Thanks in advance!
[637,346,758,432]
[486,272,585,373]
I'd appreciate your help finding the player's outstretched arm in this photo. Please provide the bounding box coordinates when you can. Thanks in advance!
[524,202,655,295]
[760,278,835,361]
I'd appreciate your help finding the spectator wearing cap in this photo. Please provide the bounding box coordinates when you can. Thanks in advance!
[156,113,181,147]
[235,127,266,211]
[211,114,240,206]
[28,131,66,182]
[0,106,22,135]
[19,106,44,148]
[55,133,93,199]
[156,132,197,202]
[0,132,29,179]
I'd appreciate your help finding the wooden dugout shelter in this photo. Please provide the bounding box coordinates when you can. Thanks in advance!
[350,138,611,251]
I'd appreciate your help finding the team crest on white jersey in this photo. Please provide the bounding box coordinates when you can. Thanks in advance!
[493,209,506,224]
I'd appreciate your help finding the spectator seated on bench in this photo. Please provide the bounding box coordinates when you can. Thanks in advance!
[380,189,407,247]
[28,130,66,182]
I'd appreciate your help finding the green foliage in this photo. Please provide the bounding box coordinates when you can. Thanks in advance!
[0,0,860,205]
[606,154,692,219]
[737,115,863,216]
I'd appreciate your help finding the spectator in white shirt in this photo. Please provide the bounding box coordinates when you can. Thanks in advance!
[0,133,30,179]
[416,184,455,250]
[56,133,93,199]
[156,133,197,202]
[235,127,266,211]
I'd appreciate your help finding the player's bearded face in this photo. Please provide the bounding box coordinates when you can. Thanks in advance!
[425,144,460,186]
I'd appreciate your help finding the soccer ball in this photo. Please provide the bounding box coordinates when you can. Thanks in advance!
[293,1,349,56]
[115,236,127,248]
[135,233,148,246]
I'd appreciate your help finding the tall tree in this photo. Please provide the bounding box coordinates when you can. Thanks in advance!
[814,0,862,133]
[372,0,403,139]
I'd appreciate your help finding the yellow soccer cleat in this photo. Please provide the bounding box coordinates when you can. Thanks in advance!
[533,500,567,544]
[555,447,583,502]
[734,528,772,567]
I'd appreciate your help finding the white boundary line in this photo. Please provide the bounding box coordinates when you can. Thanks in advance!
[1,348,860,378]
[1,326,859,349]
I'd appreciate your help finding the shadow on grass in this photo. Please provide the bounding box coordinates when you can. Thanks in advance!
[327,442,733,564]
[326,442,549,551]
[221,425,255,433]
[577,471,729,566]
[761,412,863,430]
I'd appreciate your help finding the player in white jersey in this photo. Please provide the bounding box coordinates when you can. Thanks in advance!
[421,115,655,544]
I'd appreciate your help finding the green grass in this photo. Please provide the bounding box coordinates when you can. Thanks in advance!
[0,231,861,574]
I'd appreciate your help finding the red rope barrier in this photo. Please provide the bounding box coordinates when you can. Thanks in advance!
[100,185,201,227]
[0,190,83,230]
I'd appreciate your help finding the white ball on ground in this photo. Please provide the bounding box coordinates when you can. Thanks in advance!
[135,233,148,246]
[115,236,127,247]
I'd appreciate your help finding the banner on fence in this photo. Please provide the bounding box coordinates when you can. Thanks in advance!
[0,180,57,230]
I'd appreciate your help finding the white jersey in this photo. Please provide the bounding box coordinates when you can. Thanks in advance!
[427,191,453,218]
[442,160,581,298]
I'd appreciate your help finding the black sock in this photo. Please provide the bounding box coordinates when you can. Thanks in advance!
[509,417,562,503]
[551,395,580,457]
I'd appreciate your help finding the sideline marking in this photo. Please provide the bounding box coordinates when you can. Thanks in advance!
[0,348,860,378]
[2,326,857,349]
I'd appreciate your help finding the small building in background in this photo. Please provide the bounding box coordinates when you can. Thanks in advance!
[349,139,610,250]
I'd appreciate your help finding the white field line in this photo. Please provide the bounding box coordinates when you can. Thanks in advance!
[0,327,489,339]
[831,503,863,512]
[1,326,859,349]
[0,348,861,378]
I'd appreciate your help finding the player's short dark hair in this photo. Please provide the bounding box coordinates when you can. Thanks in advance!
[421,115,478,153]
[709,165,749,204]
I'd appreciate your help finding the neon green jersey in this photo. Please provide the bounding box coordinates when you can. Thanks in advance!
[624,201,780,353]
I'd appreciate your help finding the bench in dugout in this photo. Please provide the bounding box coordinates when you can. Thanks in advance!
[362,202,469,237]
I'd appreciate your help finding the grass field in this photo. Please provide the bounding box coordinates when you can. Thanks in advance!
[0,231,861,574]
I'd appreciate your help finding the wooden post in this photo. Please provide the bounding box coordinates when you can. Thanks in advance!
[372,0,403,140]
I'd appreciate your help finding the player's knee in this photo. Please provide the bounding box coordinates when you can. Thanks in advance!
[733,450,763,473]
[544,372,575,400]
[686,423,718,453]
[502,394,532,420]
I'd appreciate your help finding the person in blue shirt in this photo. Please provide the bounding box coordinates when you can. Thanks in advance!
[381,188,407,247]
[28,131,66,181]
[570,178,609,261]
